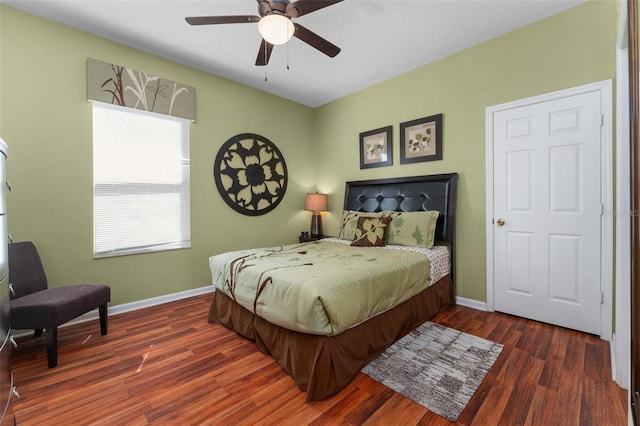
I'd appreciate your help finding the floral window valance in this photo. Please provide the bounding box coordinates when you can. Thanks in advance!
[87,58,196,121]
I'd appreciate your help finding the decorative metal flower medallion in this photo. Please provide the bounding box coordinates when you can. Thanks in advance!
[214,133,288,216]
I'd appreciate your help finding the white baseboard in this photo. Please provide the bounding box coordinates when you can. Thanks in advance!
[62,285,215,328]
[20,290,484,333]
[455,296,487,311]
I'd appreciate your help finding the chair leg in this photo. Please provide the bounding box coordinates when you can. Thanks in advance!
[99,303,108,335]
[34,329,43,337]
[46,328,58,368]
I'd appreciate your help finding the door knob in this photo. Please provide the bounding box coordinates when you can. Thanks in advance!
[496,218,505,226]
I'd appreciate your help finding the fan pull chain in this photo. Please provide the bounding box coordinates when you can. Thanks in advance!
[287,23,291,70]
[264,41,268,82]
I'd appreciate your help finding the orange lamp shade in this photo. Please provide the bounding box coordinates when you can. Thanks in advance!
[304,193,328,212]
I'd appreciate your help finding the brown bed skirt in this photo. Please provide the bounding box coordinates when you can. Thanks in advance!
[207,275,454,402]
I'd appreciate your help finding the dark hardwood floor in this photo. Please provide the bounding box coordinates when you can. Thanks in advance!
[10,294,627,425]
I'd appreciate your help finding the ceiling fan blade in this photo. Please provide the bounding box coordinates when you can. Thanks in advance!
[286,0,343,18]
[255,40,274,66]
[185,15,260,25]
[293,23,340,58]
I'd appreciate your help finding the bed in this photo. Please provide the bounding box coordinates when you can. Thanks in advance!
[207,173,459,402]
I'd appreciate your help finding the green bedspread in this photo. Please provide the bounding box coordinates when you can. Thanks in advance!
[209,240,431,336]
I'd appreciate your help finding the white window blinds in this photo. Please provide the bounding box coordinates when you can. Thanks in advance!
[92,102,190,257]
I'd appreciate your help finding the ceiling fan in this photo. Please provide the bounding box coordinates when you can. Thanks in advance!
[185,0,343,66]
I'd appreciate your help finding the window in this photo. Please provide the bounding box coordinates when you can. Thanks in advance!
[92,102,190,257]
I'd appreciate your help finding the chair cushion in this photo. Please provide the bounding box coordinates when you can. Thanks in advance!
[10,284,110,329]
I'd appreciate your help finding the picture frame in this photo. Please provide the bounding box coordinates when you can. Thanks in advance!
[359,125,393,169]
[400,113,443,164]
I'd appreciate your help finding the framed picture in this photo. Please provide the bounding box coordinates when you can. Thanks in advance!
[400,113,443,164]
[359,125,392,169]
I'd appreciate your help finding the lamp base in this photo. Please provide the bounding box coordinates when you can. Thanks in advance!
[310,212,323,238]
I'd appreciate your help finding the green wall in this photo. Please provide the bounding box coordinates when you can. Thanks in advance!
[0,1,618,306]
[314,0,617,302]
[0,6,315,305]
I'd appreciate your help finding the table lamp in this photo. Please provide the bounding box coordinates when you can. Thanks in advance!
[305,193,328,238]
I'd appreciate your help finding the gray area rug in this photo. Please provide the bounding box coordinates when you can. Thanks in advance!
[361,321,503,422]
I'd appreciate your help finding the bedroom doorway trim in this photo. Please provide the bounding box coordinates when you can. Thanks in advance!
[485,79,613,341]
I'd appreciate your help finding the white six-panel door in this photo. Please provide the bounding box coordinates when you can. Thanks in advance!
[491,90,603,335]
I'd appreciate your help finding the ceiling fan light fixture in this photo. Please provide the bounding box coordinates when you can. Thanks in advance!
[258,14,294,45]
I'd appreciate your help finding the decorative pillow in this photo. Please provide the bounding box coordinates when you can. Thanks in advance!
[351,216,391,247]
[338,210,384,241]
[384,210,440,249]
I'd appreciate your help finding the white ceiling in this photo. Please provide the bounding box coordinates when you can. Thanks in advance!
[2,0,585,107]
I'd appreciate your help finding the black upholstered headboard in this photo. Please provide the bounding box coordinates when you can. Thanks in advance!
[344,173,459,283]
[344,173,459,243]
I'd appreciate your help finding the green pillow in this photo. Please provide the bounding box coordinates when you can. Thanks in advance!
[384,210,440,249]
[338,210,383,240]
